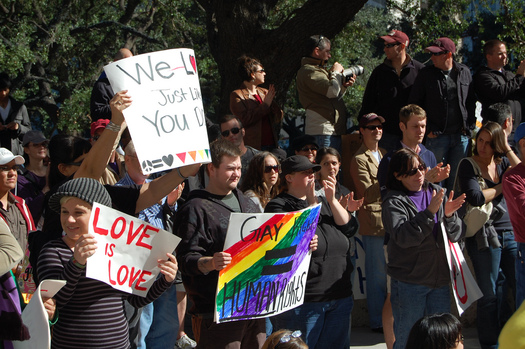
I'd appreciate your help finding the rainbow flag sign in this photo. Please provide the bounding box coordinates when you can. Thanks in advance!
[214,204,321,323]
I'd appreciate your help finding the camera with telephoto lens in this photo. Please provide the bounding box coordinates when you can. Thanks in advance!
[343,65,365,82]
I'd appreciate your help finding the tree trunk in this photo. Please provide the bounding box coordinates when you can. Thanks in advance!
[199,0,369,117]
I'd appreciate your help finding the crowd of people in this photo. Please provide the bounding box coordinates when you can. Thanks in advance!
[1,29,525,349]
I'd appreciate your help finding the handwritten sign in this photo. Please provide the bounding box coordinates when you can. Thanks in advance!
[441,223,482,315]
[13,279,66,349]
[87,203,180,296]
[215,204,321,323]
[104,48,210,175]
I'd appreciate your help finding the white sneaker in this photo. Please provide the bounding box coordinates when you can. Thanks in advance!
[175,334,197,349]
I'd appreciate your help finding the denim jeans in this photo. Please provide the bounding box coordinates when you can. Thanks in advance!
[517,242,525,309]
[391,279,450,349]
[313,135,342,154]
[362,235,387,329]
[272,296,353,349]
[144,283,179,349]
[466,231,517,349]
[135,303,153,349]
[425,133,469,191]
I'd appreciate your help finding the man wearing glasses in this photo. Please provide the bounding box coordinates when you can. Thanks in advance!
[360,30,424,153]
[409,37,476,191]
[219,115,259,186]
[296,35,356,152]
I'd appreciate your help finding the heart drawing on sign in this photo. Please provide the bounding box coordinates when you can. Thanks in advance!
[189,55,196,72]
[162,155,174,166]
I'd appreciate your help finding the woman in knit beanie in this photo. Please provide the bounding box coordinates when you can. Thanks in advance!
[36,177,178,349]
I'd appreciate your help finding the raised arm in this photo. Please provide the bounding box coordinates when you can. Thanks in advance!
[74,91,130,180]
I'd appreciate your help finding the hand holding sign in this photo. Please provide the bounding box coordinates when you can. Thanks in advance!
[73,234,98,265]
[158,253,178,283]
[109,91,132,124]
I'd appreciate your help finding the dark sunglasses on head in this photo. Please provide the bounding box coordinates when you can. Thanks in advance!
[363,124,383,131]
[221,127,241,137]
[384,43,400,48]
[264,165,280,173]
[300,146,318,152]
[406,164,426,176]
[431,51,449,56]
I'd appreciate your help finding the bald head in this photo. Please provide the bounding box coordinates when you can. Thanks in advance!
[114,48,133,61]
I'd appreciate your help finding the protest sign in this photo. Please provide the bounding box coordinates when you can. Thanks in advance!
[104,48,210,175]
[87,203,180,297]
[13,279,66,349]
[441,223,483,315]
[215,204,321,323]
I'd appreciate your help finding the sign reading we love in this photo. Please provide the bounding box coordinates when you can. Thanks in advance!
[104,48,210,175]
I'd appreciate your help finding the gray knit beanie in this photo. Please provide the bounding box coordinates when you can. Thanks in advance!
[49,177,112,213]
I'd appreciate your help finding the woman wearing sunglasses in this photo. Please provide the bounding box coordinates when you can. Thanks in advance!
[230,55,283,151]
[240,151,280,212]
[382,148,465,349]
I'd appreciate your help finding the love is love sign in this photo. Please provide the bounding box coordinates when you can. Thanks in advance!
[86,203,180,297]
[104,48,210,175]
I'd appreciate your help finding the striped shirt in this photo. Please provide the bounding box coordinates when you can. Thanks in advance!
[37,239,171,349]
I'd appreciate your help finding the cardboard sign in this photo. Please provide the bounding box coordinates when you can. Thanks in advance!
[87,203,180,297]
[441,222,483,315]
[215,204,321,323]
[104,48,210,175]
[13,279,66,349]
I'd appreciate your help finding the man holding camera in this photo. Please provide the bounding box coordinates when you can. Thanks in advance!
[474,39,525,143]
[296,35,356,152]
[360,30,424,153]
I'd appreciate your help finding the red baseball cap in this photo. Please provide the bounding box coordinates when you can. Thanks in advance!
[359,113,386,127]
[90,119,109,137]
[380,30,409,46]
[425,37,456,54]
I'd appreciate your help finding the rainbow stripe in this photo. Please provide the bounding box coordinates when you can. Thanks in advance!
[216,204,321,322]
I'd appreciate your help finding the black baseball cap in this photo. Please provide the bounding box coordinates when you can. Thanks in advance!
[281,155,321,176]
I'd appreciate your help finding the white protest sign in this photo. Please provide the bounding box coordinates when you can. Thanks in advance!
[87,203,180,297]
[13,279,66,349]
[441,223,483,315]
[104,48,210,175]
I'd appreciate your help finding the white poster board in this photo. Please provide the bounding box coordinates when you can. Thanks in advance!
[13,279,66,349]
[104,48,210,175]
[441,223,483,315]
[87,203,180,297]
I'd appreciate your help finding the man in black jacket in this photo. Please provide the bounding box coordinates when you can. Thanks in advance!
[409,37,476,191]
[175,139,265,349]
[360,30,424,152]
[473,39,525,144]
[90,48,133,120]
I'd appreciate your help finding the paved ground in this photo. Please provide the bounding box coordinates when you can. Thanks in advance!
[350,326,481,349]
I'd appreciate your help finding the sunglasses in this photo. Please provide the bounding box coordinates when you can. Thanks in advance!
[264,165,280,173]
[406,164,426,176]
[431,51,449,56]
[280,330,302,343]
[221,127,241,137]
[363,124,383,131]
[384,43,401,48]
[255,69,265,73]
[300,146,318,152]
